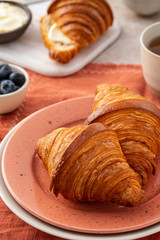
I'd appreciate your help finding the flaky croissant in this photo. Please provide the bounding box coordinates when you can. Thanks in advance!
[40,0,113,63]
[86,84,160,186]
[36,123,144,207]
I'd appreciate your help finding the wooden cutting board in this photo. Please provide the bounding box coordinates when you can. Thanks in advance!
[0,1,121,77]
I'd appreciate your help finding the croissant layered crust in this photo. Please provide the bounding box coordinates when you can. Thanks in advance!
[40,0,113,63]
[40,15,79,64]
[92,84,148,112]
[48,0,113,47]
[86,84,160,186]
[36,123,144,206]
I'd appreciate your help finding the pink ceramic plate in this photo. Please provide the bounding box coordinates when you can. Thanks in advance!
[2,97,160,234]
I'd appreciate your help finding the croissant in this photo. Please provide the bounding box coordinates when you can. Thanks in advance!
[36,123,144,207]
[40,0,113,63]
[86,84,160,186]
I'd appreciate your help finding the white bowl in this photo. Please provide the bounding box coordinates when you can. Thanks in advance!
[122,0,160,16]
[0,64,29,114]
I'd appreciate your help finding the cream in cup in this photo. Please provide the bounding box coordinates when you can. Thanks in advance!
[140,22,160,97]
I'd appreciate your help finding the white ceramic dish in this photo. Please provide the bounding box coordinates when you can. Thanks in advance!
[0,63,29,114]
[0,1,121,77]
[0,97,160,240]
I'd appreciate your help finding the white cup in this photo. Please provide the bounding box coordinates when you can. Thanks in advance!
[122,0,160,16]
[140,22,160,97]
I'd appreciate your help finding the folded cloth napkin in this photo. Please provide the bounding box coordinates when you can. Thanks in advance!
[0,63,160,240]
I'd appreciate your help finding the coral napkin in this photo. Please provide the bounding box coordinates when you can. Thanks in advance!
[0,63,160,240]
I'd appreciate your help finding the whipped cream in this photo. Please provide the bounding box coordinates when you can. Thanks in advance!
[0,2,28,33]
[48,23,72,45]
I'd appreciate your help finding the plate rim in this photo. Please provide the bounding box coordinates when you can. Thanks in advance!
[1,97,160,239]
[2,96,160,233]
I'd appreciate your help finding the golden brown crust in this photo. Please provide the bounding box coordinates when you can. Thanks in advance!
[56,13,101,41]
[40,15,79,63]
[40,0,113,63]
[92,83,149,111]
[36,125,87,179]
[86,84,160,186]
[86,98,160,125]
[36,123,144,206]
[51,123,107,192]
[48,0,113,37]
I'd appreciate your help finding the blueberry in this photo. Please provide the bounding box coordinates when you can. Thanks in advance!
[9,72,25,87]
[0,64,12,80]
[0,80,16,94]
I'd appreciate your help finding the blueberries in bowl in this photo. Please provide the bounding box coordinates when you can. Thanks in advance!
[0,63,26,95]
[0,80,17,94]
[0,64,12,80]
[9,72,25,87]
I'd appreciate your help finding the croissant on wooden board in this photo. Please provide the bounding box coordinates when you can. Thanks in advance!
[40,0,113,63]
[86,84,160,186]
[36,123,144,207]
